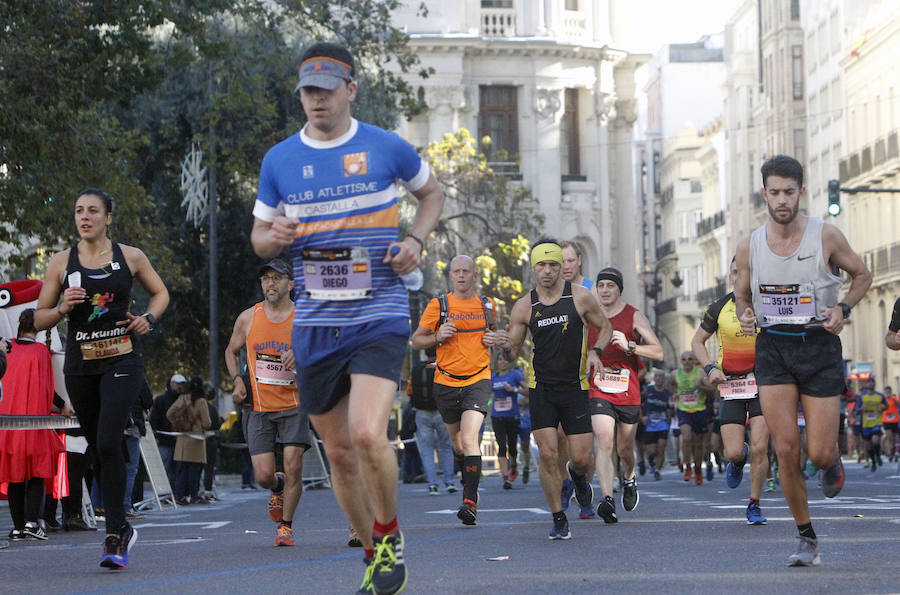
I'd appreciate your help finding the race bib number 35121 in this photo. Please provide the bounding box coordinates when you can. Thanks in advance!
[759,283,816,325]
[302,247,372,301]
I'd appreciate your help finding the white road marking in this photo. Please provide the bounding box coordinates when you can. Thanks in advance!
[132,521,231,530]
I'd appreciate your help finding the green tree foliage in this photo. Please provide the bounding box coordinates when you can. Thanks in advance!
[1,1,427,387]
[410,129,544,324]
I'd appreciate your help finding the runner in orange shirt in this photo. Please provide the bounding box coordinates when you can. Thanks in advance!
[225,260,311,547]
[410,255,506,526]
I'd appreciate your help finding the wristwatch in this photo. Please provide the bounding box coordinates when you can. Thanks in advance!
[838,302,851,320]
[704,363,717,376]
[141,312,157,331]
[627,340,637,354]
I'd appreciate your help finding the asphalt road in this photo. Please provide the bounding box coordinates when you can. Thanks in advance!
[2,457,899,594]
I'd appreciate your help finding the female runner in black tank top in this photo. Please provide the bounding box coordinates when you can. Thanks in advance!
[34,188,168,570]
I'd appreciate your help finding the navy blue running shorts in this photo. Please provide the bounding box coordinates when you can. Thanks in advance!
[294,318,409,415]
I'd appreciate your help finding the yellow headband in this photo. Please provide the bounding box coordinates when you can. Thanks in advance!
[531,243,563,267]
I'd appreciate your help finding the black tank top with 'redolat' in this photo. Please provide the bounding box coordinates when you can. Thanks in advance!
[528,281,588,390]
[63,242,142,375]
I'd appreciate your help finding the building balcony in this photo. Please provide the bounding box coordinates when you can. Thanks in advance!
[655,296,677,315]
[696,278,727,307]
[862,240,900,280]
[656,240,675,261]
[561,10,587,39]
[488,161,522,180]
[482,8,516,37]
[660,185,674,208]
[696,210,725,237]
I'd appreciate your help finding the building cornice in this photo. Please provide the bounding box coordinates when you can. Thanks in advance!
[409,35,630,63]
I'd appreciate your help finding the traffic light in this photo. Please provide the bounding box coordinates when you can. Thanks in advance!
[827,179,841,216]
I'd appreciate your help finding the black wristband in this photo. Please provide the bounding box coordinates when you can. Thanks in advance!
[232,374,242,382]
[406,233,424,252]
[593,347,604,357]
[838,302,851,319]
[704,363,717,376]
[141,312,157,331]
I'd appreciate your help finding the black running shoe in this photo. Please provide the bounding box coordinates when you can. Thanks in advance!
[567,462,593,509]
[457,499,477,526]
[622,478,639,512]
[597,495,618,524]
[371,533,407,595]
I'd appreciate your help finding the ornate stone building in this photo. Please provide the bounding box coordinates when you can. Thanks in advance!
[391,0,644,302]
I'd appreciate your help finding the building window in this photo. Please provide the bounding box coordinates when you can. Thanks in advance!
[792,45,803,100]
[482,0,513,7]
[790,0,799,20]
[478,85,518,163]
[565,0,578,9]
[560,88,580,175]
[793,129,806,165]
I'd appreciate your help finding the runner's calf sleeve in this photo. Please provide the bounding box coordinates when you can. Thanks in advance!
[463,456,482,502]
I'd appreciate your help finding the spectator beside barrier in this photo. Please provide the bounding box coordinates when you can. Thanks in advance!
[150,374,188,487]
[167,375,211,505]
[409,348,456,494]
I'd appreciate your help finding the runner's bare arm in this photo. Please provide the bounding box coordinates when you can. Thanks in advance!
[123,245,169,334]
[822,223,872,334]
[384,174,444,275]
[692,327,726,387]
[573,286,612,352]
[733,237,755,335]
[632,310,664,361]
[34,250,78,331]
[251,216,299,259]
[225,308,253,404]
[503,296,531,360]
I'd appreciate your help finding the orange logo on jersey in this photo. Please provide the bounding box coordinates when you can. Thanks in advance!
[343,152,367,177]
[353,263,367,273]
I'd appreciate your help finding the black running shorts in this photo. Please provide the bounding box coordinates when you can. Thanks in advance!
[754,329,845,397]
[433,379,491,424]
[719,397,763,426]
[642,430,668,445]
[589,398,641,424]
[529,383,591,435]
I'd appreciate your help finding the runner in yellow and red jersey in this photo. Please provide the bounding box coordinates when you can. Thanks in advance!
[692,257,769,525]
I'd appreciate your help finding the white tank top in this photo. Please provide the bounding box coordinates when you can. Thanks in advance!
[749,217,842,328]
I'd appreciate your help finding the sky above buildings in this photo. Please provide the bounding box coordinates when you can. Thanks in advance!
[616,0,739,53]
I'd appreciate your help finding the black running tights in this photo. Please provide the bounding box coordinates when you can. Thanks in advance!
[66,366,142,534]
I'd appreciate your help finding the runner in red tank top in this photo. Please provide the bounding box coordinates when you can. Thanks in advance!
[588,268,664,522]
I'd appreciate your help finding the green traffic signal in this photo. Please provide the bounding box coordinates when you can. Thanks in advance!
[827,179,840,216]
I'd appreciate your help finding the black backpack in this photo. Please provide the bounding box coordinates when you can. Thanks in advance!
[409,360,437,411]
